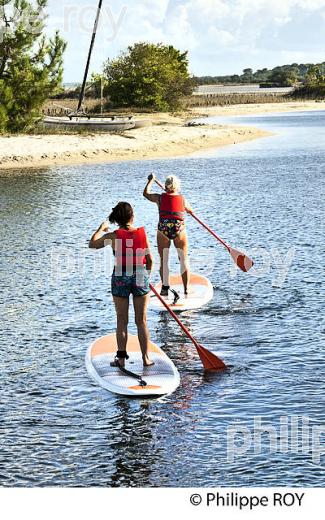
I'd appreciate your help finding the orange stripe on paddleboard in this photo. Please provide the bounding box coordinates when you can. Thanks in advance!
[91,334,161,358]
[128,385,162,391]
[155,273,209,288]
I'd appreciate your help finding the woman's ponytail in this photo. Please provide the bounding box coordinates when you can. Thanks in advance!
[109,202,134,228]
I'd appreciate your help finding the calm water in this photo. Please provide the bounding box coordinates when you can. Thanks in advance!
[0,111,324,487]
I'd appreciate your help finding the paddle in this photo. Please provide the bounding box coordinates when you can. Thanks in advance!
[149,283,227,370]
[154,178,254,272]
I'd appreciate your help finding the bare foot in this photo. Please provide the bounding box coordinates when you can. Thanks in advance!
[143,356,155,367]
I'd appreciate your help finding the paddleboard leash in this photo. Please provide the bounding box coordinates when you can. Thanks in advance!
[150,287,180,305]
[118,365,148,387]
[170,289,180,305]
[112,353,147,387]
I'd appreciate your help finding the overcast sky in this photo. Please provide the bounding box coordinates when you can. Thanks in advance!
[46,0,325,82]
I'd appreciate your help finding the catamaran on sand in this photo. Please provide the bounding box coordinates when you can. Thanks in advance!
[43,0,142,132]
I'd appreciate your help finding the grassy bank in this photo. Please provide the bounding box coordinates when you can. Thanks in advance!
[183,93,290,108]
[44,94,290,117]
[43,88,325,119]
[290,85,325,100]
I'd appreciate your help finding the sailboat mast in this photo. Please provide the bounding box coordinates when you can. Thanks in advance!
[77,0,103,112]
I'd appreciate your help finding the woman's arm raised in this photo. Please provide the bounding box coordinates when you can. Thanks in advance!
[89,222,115,249]
[143,173,160,204]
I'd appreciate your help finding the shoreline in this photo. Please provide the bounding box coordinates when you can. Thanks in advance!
[191,100,325,117]
[1,101,323,172]
[0,123,270,172]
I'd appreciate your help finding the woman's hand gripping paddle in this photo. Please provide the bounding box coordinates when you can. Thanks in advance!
[153,177,254,273]
[150,284,227,370]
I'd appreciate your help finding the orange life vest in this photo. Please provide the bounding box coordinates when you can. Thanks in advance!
[114,227,147,268]
[159,193,185,221]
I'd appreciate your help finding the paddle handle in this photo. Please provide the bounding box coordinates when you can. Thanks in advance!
[149,284,201,350]
[186,211,230,251]
[153,178,230,252]
[154,178,165,191]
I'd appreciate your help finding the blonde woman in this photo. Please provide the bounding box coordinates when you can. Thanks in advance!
[143,174,191,296]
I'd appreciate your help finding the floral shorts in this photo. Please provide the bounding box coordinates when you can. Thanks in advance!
[158,219,185,240]
[111,269,150,298]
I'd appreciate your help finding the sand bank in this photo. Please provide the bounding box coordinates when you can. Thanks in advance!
[1,101,323,171]
[0,121,268,171]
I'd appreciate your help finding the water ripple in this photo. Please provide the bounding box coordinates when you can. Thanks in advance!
[0,111,324,487]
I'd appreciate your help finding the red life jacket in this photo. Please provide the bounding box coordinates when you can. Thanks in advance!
[114,227,148,268]
[159,193,185,221]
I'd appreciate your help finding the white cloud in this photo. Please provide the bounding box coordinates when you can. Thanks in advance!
[46,0,325,81]
[207,26,236,46]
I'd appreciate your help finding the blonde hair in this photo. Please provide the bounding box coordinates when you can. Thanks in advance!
[165,175,181,193]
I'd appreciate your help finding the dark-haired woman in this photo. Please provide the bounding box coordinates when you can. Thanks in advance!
[89,202,154,368]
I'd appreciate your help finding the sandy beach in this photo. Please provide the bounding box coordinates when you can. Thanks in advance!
[0,121,268,171]
[0,100,323,171]
[192,100,325,117]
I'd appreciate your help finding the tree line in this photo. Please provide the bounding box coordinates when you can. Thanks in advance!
[194,63,325,88]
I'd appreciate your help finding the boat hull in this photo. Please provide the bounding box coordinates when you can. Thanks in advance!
[43,116,135,132]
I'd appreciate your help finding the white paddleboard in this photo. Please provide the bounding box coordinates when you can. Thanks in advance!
[86,334,180,397]
[150,273,213,312]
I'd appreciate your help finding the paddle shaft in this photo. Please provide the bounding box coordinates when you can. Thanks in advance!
[187,211,230,251]
[149,283,227,370]
[153,178,230,252]
[149,284,201,350]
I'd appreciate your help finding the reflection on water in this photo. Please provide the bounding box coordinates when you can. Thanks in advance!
[0,111,324,487]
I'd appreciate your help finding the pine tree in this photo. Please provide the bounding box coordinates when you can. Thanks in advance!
[305,65,325,86]
[0,0,66,132]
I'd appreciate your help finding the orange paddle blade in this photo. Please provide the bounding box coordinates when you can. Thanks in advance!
[149,282,227,371]
[197,344,227,370]
[229,247,254,273]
